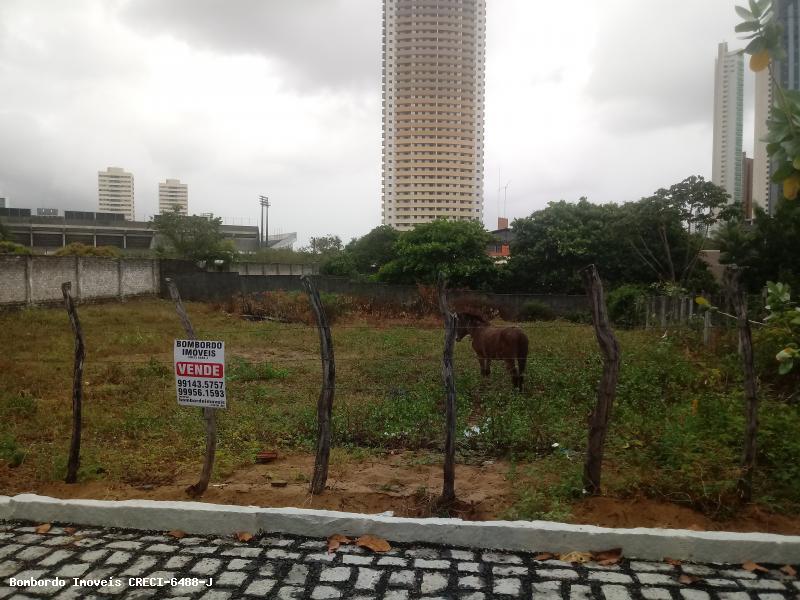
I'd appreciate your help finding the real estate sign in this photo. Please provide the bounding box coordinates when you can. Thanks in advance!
[174,340,226,409]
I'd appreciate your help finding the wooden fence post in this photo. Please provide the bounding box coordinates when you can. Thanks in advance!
[581,265,621,495]
[725,267,759,502]
[438,275,458,504]
[61,282,85,484]
[165,278,217,498]
[301,275,335,495]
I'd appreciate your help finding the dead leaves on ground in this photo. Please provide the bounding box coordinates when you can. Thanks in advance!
[327,534,352,553]
[235,531,254,542]
[35,523,51,534]
[678,574,702,585]
[780,564,797,577]
[327,533,391,554]
[168,530,186,539]
[743,560,770,573]
[536,548,622,566]
[356,535,392,553]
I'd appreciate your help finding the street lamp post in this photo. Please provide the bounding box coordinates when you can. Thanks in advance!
[259,195,270,249]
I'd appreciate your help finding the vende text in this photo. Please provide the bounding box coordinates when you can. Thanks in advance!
[176,362,224,378]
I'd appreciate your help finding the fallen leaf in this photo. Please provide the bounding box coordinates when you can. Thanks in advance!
[168,530,186,539]
[534,552,555,561]
[678,574,701,585]
[356,534,391,553]
[327,534,352,553]
[780,564,797,577]
[236,532,254,542]
[64,527,77,535]
[592,547,622,566]
[560,551,593,564]
[35,523,51,534]
[743,561,769,573]
[664,557,682,566]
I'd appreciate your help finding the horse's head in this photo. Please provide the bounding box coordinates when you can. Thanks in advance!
[455,312,489,341]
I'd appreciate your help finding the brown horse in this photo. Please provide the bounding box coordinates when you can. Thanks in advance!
[455,312,529,391]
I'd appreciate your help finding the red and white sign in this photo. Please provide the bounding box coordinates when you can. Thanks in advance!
[174,340,226,409]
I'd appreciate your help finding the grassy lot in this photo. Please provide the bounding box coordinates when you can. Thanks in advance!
[1,297,799,521]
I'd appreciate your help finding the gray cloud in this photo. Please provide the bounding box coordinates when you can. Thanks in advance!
[121,0,381,92]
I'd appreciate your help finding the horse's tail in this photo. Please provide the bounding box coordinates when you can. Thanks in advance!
[517,333,529,374]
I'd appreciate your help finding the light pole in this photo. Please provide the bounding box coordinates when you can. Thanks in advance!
[259,195,270,249]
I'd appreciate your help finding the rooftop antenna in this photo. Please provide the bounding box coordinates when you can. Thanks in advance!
[502,180,511,218]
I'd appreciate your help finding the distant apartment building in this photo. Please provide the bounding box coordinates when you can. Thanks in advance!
[0,198,6,209]
[36,208,59,217]
[98,167,135,220]
[752,67,772,214]
[381,0,486,231]
[753,0,800,214]
[712,42,744,205]
[742,152,754,220]
[158,178,188,215]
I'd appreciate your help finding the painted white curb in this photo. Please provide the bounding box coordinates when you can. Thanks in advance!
[3,494,799,563]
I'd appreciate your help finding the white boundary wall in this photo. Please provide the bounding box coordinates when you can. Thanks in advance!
[0,256,159,305]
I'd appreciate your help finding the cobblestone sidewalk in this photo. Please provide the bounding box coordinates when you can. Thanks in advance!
[1,520,798,599]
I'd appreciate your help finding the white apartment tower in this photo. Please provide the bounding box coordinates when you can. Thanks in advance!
[752,67,772,215]
[712,42,744,205]
[158,178,189,215]
[98,167,135,220]
[381,0,486,231]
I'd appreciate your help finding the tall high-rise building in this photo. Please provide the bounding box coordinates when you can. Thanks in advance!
[98,167,135,220]
[752,67,772,214]
[381,0,486,231]
[754,0,800,214]
[158,178,188,215]
[712,42,744,205]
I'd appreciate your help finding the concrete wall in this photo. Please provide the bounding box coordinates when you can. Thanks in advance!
[229,262,317,276]
[0,256,160,306]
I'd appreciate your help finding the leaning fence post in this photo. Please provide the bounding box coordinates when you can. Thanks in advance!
[165,277,217,498]
[61,282,85,484]
[725,267,759,502]
[301,275,335,495]
[581,265,621,495]
[438,275,458,504]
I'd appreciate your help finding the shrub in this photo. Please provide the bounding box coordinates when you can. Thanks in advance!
[607,284,648,328]
[519,300,556,321]
[54,243,120,257]
[0,240,32,255]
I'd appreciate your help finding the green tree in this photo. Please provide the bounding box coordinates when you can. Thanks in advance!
[151,210,236,266]
[500,198,643,293]
[622,176,735,290]
[303,235,343,256]
[377,219,496,288]
[347,225,399,274]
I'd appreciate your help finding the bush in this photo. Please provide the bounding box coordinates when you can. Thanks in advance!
[607,284,648,328]
[54,243,120,257]
[0,240,32,255]
[519,300,556,321]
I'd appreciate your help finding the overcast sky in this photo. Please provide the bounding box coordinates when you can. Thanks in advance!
[0,0,753,244]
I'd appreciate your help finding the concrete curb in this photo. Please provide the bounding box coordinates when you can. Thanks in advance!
[3,494,799,563]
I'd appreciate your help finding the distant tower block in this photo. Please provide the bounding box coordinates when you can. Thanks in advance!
[98,167,135,220]
[711,42,744,205]
[381,0,487,231]
[159,179,189,215]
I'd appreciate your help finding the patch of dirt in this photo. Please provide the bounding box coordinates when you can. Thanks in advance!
[570,496,800,535]
[5,452,800,535]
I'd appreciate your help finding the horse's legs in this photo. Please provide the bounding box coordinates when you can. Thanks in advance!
[479,358,490,377]
[504,359,521,391]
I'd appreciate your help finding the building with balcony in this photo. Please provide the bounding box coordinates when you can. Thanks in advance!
[98,167,135,220]
[158,178,188,215]
[381,0,486,231]
[712,42,744,205]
